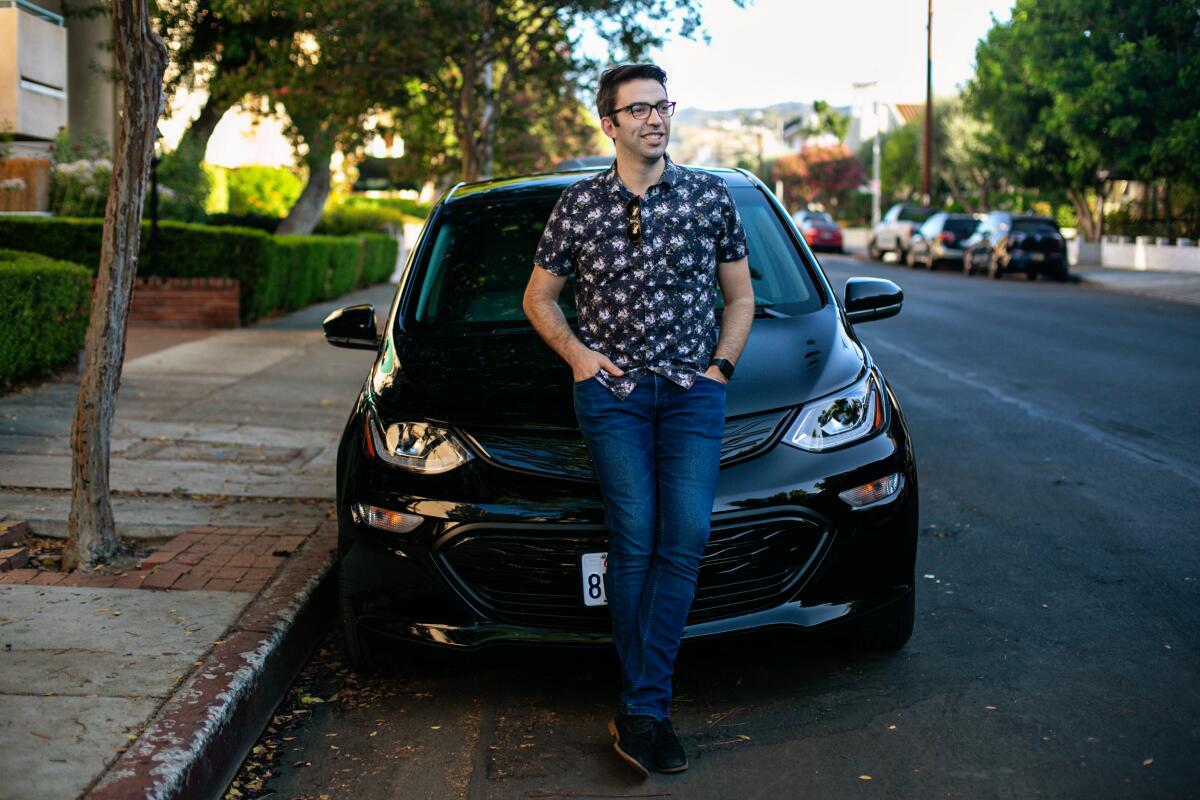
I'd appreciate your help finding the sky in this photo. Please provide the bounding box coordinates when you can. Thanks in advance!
[584,0,1015,110]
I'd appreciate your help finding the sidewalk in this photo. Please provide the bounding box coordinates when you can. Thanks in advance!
[1072,266,1200,306]
[0,284,395,800]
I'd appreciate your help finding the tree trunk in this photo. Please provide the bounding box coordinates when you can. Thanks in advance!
[1067,187,1099,241]
[67,0,168,569]
[276,127,333,236]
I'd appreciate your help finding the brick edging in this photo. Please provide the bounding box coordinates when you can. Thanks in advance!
[88,524,338,800]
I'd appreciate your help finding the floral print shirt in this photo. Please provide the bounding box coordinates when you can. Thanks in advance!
[534,155,749,399]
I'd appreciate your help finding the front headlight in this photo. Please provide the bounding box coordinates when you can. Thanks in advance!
[783,370,886,452]
[364,410,473,474]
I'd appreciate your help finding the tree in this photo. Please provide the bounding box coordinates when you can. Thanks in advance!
[967,0,1200,240]
[806,100,850,143]
[68,0,168,568]
[772,145,866,215]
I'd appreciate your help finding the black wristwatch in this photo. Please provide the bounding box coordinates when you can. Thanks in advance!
[709,358,735,380]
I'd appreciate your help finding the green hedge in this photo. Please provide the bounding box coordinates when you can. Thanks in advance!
[0,249,92,386]
[0,217,397,323]
[359,233,398,284]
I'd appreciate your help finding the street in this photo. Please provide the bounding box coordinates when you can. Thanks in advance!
[233,257,1200,799]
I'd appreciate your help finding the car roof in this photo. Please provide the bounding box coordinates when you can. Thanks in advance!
[443,165,757,203]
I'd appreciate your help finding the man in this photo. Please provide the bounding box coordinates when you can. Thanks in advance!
[522,64,755,777]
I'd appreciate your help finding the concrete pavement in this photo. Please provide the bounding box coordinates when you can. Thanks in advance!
[0,283,396,800]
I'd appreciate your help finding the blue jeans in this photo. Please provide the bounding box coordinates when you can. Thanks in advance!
[573,372,726,720]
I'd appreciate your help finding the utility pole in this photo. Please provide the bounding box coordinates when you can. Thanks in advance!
[922,0,933,205]
[853,80,882,227]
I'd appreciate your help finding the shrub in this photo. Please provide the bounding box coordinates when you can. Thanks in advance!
[205,212,282,233]
[0,217,383,321]
[342,195,431,219]
[49,159,111,218]
[0,249,91,386]
[315,204,411,236]
[359,233,399,284]
[156,139,210,223]
[227,165,304,217]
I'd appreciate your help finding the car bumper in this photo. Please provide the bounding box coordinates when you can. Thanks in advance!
[338,394,918,650]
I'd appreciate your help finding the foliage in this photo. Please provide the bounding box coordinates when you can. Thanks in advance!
[49,158,112,218]
[806,100,851,143]
[771,145,866,215]
[226,165,304,217]
[340,194,431,219]
[315,204,412,236]
[156,138,211,222]
[0,217,388,321]
[966,0,1200,239]
[0,249,91,386]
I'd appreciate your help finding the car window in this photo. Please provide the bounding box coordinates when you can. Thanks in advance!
[883,205,899,222]
[918,214,943,236]
[944,217,979,235]
[899,205,933,222]
[1012,219,1058,235]
[408,184,822,329]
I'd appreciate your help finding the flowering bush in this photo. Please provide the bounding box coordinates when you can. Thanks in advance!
[49,158,112,218]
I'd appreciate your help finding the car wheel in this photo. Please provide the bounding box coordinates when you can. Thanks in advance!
[963,252,974,276]
[339,561,418,675]
[1051,265,1069,282]
[868,239,882,260]
[843,587,915,651]
[905,248,917,268]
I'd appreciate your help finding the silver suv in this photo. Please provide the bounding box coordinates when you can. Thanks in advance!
[869,203,934,262]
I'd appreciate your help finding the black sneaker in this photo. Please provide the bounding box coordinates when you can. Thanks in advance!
[652,717,688,773]
[608,714,656,778]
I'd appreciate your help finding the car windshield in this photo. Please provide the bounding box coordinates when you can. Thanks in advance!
[899,206,934,222]
[409,182,823,330]
[944,217,979,235]
[1013,219,1058,234]
[802,212,834,224]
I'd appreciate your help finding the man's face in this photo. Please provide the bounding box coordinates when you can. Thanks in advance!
[600,78,671,163]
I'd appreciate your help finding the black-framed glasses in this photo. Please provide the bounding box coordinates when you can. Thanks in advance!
[626,196,642,246]
[610,100,677,121]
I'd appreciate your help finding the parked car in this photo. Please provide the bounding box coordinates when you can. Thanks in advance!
[793,210,844,253]
[322,166,919,672]
[962,211,1068,281]
[869,203,934,262]
[907,212,980,269]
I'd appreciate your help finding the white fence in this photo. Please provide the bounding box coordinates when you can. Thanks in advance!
[1069,236,1200,273]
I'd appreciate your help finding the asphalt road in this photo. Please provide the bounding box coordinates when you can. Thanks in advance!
[232,256,1200,799]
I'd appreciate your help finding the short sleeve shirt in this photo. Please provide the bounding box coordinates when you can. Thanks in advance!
[533,155,749,399]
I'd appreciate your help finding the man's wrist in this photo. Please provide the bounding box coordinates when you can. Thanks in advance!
[708,357,735,380]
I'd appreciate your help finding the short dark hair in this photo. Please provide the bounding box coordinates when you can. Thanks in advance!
[596,63,668,121]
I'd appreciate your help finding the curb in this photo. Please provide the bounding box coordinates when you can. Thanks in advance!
[88,524,338,800]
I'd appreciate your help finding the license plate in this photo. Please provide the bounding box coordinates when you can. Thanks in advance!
[1031,252,1045,262]
[580,552,608,607]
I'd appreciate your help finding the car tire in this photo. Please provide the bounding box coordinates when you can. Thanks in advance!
[339,561,420,675]
[963,252,974,276]
[1051,266,1069,282]
[868,239,882,261]
[905,248,917,268]
[843,587,915,651]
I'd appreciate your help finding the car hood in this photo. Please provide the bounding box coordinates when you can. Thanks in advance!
[369,307,866,429]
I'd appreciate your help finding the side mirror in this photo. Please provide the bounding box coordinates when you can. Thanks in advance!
[323,304,379,349]
[844,278,903,324]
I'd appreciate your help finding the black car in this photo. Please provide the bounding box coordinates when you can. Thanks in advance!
[962,211,1069,281]
[322,167,919,671]
[907,212,980,269]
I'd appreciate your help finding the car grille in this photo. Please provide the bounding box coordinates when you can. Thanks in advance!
[464,409,791,482]
[437,510,830,632]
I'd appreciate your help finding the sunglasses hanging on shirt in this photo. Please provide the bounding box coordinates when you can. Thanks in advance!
[626,196,642,247]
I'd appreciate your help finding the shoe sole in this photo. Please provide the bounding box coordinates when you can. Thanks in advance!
[608,719,651,778]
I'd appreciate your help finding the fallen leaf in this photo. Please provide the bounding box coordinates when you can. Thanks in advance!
[737,735,751,741]
[431,725,442,730]
[887,725,897,731]
[1142,758,1153,766]
[984,705,997,711]
[369,731,378,737]
[859,775,872,781]
[299,695,325,705]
